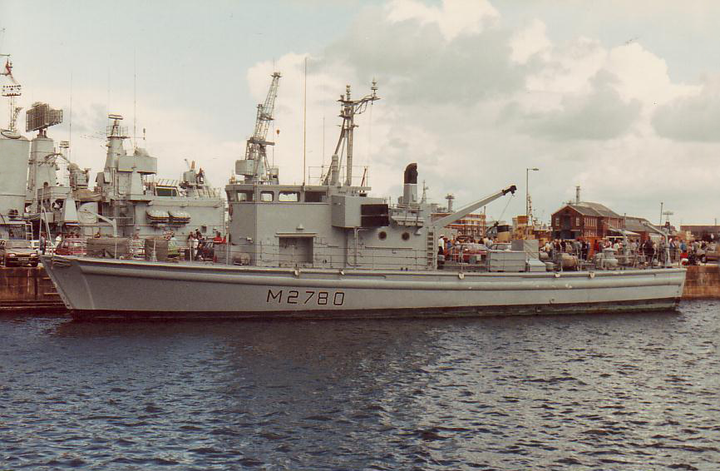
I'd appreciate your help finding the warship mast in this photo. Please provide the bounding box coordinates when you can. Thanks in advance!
[323,81,379,187]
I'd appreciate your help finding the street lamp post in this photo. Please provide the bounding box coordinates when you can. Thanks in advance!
[526,167,539,233]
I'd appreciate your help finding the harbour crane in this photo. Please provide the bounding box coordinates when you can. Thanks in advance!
[236,72,281,183]
[1,55,22,133]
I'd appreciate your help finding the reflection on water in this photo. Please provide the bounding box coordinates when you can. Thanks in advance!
[1,302,720,469]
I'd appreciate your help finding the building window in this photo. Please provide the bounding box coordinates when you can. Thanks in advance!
[576,217,580,226]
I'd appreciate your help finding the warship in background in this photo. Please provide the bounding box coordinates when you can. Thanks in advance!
[42,77,686,319]
[0,55,224,249]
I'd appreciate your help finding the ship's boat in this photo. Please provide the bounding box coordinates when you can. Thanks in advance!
[169,210,191,224]
[146,209,170,224]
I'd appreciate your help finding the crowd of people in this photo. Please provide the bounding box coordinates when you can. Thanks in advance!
[436,231,714,267]
[541,236,712,265]
[437,235,498,259]
[186,229,225,261]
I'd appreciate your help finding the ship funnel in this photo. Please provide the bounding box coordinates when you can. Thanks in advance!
[402,163,418,206]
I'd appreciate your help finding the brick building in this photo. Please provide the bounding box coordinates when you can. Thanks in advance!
[679,225,720,241]
[551,202,623,240]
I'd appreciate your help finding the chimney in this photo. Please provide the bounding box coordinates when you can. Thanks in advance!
[575,185,581,204]
[402,163,418,206]
[445,193,455,212]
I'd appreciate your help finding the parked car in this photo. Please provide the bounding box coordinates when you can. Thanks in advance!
[0,239,39,267]
[704,243,719,263]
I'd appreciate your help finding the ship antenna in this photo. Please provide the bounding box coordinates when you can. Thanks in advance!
[133,49,137,150]
[303,56,307,186]
[68,72,73,160]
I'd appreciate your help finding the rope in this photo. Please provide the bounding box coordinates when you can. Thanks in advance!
[496,192,514,222]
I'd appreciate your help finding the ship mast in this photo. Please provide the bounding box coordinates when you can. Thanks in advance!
[1,55,22,133]
[238,72,281,183]
[323,81,379,187]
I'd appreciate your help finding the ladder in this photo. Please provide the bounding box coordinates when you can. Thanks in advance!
[24,221,33,241]
[426,228,436,269]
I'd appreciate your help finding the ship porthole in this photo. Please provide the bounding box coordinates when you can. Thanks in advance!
[378,231,387,240]
[401,232,410,241]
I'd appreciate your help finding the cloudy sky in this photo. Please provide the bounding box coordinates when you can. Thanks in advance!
[2,0,720,225]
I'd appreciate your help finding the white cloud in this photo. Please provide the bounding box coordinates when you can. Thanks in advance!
[386,0,499,41]
[510,19,550,64]
[520,71,642,141]
[652,76,720,142]
[606,43,697,107]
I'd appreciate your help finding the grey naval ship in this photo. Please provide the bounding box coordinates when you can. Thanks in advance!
[0,55,224,245]
[42,79,686,320]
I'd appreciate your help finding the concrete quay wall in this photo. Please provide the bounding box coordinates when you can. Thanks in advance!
[683,265,720,299]
[0,266,66,312]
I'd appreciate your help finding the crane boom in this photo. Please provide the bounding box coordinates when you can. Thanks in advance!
[432,185,517,229]
[237,72,281,183]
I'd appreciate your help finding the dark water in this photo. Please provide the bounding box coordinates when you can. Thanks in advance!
[1,302,720,470]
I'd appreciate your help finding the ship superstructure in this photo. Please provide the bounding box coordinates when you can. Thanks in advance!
[0,54,31,240]
[88,114,224,240]
[0,54,225,242]
[226,81,513,270]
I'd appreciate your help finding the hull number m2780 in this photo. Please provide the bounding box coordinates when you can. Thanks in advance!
[266,289,345,306]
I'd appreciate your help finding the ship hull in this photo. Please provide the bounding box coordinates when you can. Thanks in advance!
[41,256,686,320]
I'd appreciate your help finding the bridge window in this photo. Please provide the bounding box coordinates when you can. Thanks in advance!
[260,191,274,202]
[305,191,326,203]
[237,190,254,202]
[155,186,178,197]
[278,191,300,202]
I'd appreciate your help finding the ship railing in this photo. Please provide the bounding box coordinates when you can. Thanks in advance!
[212,243,432,271]
[306,165,370,186]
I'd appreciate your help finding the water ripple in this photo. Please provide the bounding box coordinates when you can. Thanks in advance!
[1,301,720,469]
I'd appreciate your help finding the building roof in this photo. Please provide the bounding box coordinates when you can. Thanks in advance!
[554,201,622,219]
[623,216,652,233]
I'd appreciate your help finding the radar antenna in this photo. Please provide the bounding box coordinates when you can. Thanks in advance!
[323,80,380,186]
[236,72,281,183]
[1,55,22,133]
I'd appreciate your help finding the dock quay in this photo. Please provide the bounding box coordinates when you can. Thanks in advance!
[0,264,717,314]
[0,266,65,313]
[682,264,720,299]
